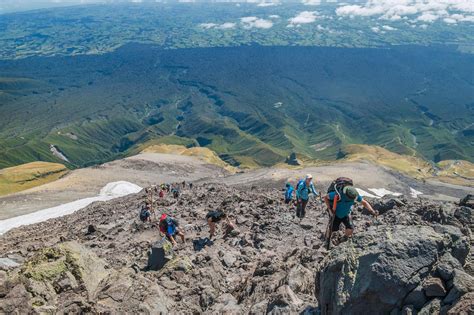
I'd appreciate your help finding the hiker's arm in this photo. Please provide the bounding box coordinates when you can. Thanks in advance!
[169,235,177,246]
[310,184,318,196]
[324,195,331,211]
[361,199,377,216]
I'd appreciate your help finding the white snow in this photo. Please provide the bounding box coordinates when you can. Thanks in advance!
[0,181,142,235]
[368,188,403,198]
[356,188,380,199]
[410,187,423,198]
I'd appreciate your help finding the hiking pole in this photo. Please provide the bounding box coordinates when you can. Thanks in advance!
[325,208,335,250]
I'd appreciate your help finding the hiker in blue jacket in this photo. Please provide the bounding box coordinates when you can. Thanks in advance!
[296,174,318,218]
[325,186,377,237]
[284,183,294,204]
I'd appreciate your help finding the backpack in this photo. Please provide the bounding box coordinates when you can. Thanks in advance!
[166,217,179,227]
[140,208,150,222]
[326,177,353,211]
[327,177,353,198]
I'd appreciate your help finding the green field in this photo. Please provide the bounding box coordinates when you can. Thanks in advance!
[0,44,473,168]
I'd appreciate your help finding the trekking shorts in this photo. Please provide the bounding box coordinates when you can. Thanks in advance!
[206,211,224,223]
[332,215,354,231]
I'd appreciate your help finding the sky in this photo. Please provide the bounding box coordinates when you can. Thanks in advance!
[1,0,474,26]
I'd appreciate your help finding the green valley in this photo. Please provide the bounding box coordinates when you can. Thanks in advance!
[0,44,473,168]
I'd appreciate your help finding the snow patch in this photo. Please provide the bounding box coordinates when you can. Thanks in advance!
[356,188,380,199]
[0,181,142,235]
[410,187,423,198]
[368,188,402,198]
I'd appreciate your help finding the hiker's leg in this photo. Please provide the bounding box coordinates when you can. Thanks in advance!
[178,229,185,242]
[296,201,301,218]
[332,216,342,232]
[208,219,216,237]
[342,216,354,237]
[301,199,308,218]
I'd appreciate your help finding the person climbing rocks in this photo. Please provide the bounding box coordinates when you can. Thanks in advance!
[182,181,186,189]
[139,204,151,222]
[284,182,294,204]
[206,210,236,239]
[159,213,185,247]
[295,174,318,218]
[189,182,193,190]
[159,189,165,198]
[325,186,377,238]
[171,187,180,199]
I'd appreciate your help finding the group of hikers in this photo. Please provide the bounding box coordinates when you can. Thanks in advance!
[140,174,378,249]
[139,182,235,247]
[285,174,378,246]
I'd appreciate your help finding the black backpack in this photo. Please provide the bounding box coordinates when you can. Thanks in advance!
[140,208,150,222]
[327,177,353,197]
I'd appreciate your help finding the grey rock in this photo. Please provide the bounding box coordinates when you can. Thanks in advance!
[222,253,237,267]
[436,253,462,282]
[402,305,415,315]
[446,292,474,314]
[0,258,20,270]
[286,264,314,295]
[317,225,463,314]
[423,277,446,297]
[404,285,427,309]
[418,298,441,315]
[444,270,474,304]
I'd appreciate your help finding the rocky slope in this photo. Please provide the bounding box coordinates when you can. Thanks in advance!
[0,184,472,314]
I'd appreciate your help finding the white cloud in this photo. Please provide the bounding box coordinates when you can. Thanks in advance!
[257,2,278,7]
[240,16,274,29]
[199,22,236,30]
[443,17,457,24]
[199,23,218,29]
[336,0,474,25]
[417,12,439,22]
[219,22,237,29]
[382,25,396,30]
[371,26,380,32]
[302,0,321,6]
[269,15,280,19]
[288,11,319,25]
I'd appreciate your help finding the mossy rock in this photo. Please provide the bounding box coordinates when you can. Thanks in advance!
[22,248,68,282]
[20,241,108,298]
[161,256,193,274]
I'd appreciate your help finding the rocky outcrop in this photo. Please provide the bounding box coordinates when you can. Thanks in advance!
[0,186,472,313]
[317,224,472,314]
[285,152,301,166]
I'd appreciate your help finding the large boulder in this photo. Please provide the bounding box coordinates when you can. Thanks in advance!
[147,238,174,271]
[316,225,468,314]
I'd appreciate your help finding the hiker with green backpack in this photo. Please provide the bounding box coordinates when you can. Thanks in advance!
[295,174,319,219]
[324,177,377,243]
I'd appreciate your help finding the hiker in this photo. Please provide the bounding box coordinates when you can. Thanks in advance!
[189,182,193,190]
[295,174,318,218]
[139,204,151,222]
[325,185,377,237]
[182,181,186,189]
[284,182,294,204]
[206,210,236,239]
[172,187,180,199]
[159,214,185,246]
[159,189,165,198]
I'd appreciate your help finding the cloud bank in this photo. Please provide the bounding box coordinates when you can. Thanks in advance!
[288,11,318,26]
[241,16,274,29]
[336,0,474,24]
